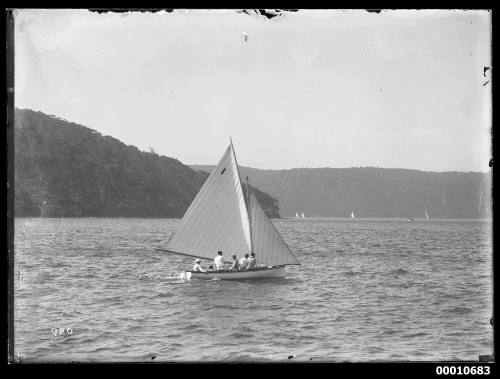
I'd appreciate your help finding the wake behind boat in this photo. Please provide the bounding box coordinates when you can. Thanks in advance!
[155,140,300,280]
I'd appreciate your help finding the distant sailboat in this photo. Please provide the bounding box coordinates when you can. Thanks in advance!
[156,141,300,280]
[425,210,429,221]
[301,212,305,218]
[295,212,300,218]
[350,212,355,219]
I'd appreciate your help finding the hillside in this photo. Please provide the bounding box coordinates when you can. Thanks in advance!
[191,165,492,219]
[13,109,281,218]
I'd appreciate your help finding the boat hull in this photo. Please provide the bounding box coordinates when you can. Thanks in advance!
[188,266,286,280]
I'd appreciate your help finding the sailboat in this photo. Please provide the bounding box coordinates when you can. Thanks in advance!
[301,212,305,218]
[425,210,429,221]
[295,212,300,218]
[156,141,300,280]
[350,211,355,219]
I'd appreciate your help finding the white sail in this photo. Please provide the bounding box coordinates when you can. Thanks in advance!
[161,144,252,260]
[425,210,429,220]
[351,212,355,219]
[295,212,299,218]
[301,212,305,218]
[249,192,300,266]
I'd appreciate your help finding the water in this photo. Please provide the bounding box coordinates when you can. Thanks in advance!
[13,218,493,362]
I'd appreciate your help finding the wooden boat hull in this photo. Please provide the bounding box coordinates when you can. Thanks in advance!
[188,266,286,280]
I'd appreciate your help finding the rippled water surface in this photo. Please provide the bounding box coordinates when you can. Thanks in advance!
[14,218,493,362]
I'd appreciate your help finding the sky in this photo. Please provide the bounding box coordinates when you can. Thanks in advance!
[14,9,492,172]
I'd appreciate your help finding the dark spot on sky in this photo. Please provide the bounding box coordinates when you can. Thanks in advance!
[483,66,490,77]
[483,80,489,86]
[366,9,382,14]
[238,9,298,20]
[489,159,492,167]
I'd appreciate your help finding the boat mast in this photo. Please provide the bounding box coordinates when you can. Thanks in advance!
[229,137,254,255]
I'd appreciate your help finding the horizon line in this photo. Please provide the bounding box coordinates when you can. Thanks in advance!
[188,163,491,175]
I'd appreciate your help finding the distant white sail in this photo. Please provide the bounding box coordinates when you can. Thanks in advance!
[161,145,252,260]
[425,210,429,220]
[295,212,299,218]
[249,192,300,266]
[301,212,305,218]
[351,212,355,219]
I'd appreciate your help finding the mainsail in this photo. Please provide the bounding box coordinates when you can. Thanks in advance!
[249,192,300,266]
[160,144,252,260]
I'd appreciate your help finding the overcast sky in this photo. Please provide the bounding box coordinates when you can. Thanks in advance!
[14,9,491,172]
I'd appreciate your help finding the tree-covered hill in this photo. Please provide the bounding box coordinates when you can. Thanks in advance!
[13,109,281,218]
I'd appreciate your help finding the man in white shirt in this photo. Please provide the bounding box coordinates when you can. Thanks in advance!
[192,258,206,272]
[213,251,229,271]
[247,252,257,269]
[238,253,250,270]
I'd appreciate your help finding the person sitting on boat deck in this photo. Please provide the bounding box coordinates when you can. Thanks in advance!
[192,258,206,273]
[238,254,250,271]
[229,255,239,271]
[214,251,230,271]
[247,252,257,269]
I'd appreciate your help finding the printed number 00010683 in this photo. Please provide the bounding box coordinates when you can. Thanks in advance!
[436,366,490,375]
